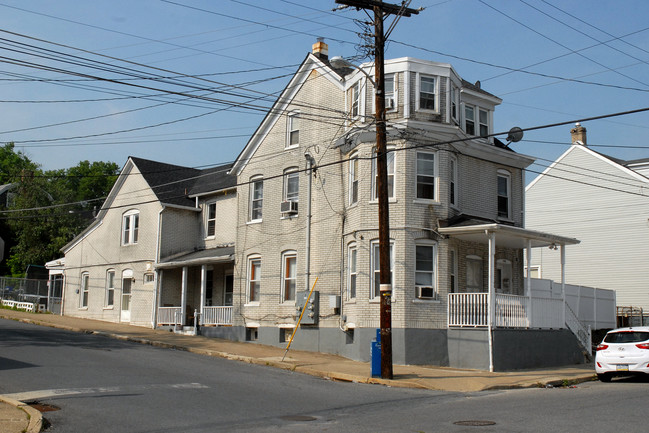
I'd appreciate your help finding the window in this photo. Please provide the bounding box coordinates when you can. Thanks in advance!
[247,256,261,303]
[464,105,475,135]
[495,259,512,293]
[224,274,234,306]
[249,177,263,222]
[206,202,216,237]
[419,75,436,111]
[144,273,155,284]
[80,272,89,308]
[122,210,139,245]
[385,74,395,110]
[371,240,394,299]
[349,153,358,205]
[351,82,360,118]
[281,252,297,302]
[371,148,395,200]
[466,255,483,293]
[479,108,489,138]
[497,170,511,219]
[287,111,299,147]
[415,244,437,299]
[450,249,458,293]
[348,243,357,299]
[416,152,435,200]
[525,265,541,279]
[450,85,459,121]
[105,270,115,307]
[449,156,458,206]
[283,169,299,202]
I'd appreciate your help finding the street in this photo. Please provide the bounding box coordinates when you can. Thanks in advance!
[1,319,646,432]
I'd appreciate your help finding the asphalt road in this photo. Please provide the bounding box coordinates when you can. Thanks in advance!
[1,319,647,432]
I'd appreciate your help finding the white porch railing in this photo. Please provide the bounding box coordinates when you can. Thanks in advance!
[157,307,182,326]
[201,306,233,325]
[1,299,35,312]
[448,293,488,327]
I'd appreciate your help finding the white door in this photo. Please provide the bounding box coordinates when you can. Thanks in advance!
[121,277,132,322]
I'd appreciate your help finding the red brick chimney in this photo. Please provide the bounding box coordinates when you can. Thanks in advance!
[570,122,587,146]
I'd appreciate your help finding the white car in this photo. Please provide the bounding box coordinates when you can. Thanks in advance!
[595,326,649,382]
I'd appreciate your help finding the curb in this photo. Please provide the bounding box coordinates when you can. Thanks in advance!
[0,395,43,433]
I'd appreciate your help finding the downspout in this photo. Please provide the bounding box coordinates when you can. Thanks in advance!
[526,239,532,327]
[487,231,496,373]
[304,152,316,291]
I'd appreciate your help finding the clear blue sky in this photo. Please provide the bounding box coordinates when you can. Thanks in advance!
[2,0,649,183]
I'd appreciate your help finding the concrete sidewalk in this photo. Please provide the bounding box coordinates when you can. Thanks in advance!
[0,309,596,433]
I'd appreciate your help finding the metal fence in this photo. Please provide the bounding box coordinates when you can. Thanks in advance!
[0,276,60,313]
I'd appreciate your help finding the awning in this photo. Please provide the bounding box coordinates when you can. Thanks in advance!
[156,246,234,269]
[438,223,580,249]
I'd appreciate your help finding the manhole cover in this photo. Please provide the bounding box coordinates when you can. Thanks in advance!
[280,415,317,422]
[27,402,60,412]
[453,420,497,426]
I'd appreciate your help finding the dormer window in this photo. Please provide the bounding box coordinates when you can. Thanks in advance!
[351,82,361,118]
[385,74,395,110]
[464,105,475,135]
[450,85,459,122]
[418,75,436,111]
[286,111,299,148]
[479,108,489,138]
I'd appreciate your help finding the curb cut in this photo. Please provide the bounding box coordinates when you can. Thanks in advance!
[0,395,43,433]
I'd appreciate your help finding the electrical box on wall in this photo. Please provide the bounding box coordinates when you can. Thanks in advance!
[295,290,319,325]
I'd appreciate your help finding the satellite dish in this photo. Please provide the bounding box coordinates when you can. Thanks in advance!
[506,127,524,143]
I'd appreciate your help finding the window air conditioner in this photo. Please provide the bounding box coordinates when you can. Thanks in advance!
[280,200,298,215]
[385,97,395,109]
[416,286,436,299]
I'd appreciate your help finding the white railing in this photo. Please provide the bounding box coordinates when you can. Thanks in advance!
[565,302,592,354]
[1,299,35,312]
[494,294,529,328]
[448,293,488,327]
[202,306,233,325]
[157,307,182,326]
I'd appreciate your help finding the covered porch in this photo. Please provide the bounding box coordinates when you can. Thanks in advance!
[439,223,583,370]
[154,246,234,331]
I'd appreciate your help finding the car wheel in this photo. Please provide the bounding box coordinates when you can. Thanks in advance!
[597,373,612,383]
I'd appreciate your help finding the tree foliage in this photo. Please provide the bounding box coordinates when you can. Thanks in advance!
[0,144,119,276]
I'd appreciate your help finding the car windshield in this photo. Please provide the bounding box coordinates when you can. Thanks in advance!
[604,331,649,344]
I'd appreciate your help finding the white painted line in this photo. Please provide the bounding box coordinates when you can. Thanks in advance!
[5,382,208,401]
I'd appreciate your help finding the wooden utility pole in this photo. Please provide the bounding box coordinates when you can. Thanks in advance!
[335,0,419,380]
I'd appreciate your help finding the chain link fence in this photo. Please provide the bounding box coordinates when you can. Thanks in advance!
[0,276,61,313]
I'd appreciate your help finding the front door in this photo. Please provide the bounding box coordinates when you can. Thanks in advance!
[121,277,132,322]
[224,274,233,306]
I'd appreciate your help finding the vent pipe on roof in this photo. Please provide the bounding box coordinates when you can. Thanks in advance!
[570,122,587,146]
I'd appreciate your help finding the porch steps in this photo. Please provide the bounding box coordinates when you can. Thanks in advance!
[175,326,197,336]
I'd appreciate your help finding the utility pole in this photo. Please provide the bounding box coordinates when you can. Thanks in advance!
[335,0,419,380]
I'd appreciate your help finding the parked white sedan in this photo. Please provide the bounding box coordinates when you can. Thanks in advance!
[595,326,649,382]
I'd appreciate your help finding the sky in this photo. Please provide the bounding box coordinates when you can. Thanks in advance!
[2,0,649,184]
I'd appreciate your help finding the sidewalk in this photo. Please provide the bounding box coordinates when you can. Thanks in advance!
[0,309,596,433]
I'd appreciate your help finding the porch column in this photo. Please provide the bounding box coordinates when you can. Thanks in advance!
[526,239,532,327]
[487,231,496,373]
[152,269,162,328]
[181,266,188,326]
[561,244,566,327]
[200,264,207,325]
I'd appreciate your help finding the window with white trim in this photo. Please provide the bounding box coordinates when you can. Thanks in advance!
[144,273,155,284]
[419,75,436,111]
[371,240,394,300]
[449,155,458,206]
[347,243,357,299]
[283,168,299,203]
[249,176,263,222]
[205,202,216,237]
[281,251,297,302]
[351,82,361,118]
[497,170,511,219]
[464,105,475,135]
[479,108,489,138]
[416,151,435,200]
[80,272,89,308]
[415,243,437,299]
[349,153,359,205]
[466,255,483,293]
[371,148,395,200]
[287,111,299,148]
[385,74,396,110]
[247,256,261,303]
[122,210,139,245]
[450,249,458,293]
[450,84,459,122]
[105,270,115,307]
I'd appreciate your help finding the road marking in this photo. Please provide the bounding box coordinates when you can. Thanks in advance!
[5,383,208,401]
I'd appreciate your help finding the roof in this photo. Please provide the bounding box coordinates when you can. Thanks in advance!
[439,223,580,249]
[460,79,499,99]
[156,245,234,268]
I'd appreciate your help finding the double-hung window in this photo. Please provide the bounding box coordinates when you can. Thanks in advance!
[122,210,139,245]
[464,105,475,135]
[419,75,436,111]
[283,169,299,202]
[449,249,458,293]
[416,152,435,200]
[371,148,395,200]
[249,176,263,222]
[415,244,437,299]
[385,74,395,110]
[247,256,261,303]
[371,240,394,300]
[80,272,89,308]
[348,243,357,299]
[497,170,511,219]
[450,85,459,122]
[349,153,358,205]
[351,82,361,118]
[449,155,458,206]
[206,202,216,237]
[287,111,299,148]
[281,251,297,302]
[479,108,489,138]
[105,270,115,307]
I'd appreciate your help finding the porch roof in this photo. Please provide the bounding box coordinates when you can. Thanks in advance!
[438,223,580,249]
[156,246,234,269]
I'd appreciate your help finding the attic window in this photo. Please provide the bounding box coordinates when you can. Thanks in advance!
[122,210,139,245]
[287,111,299,148]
